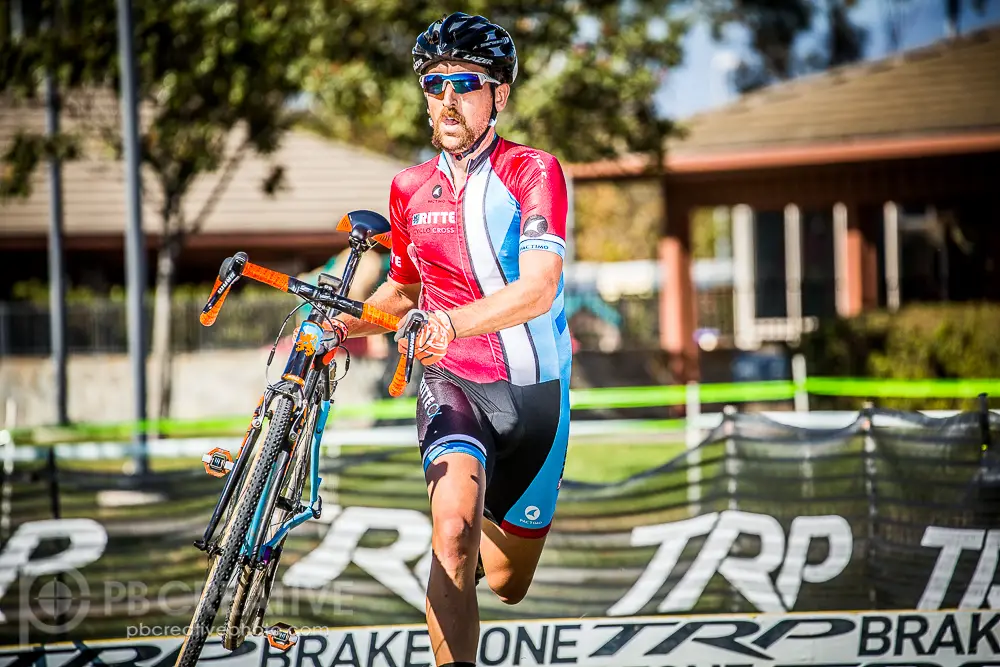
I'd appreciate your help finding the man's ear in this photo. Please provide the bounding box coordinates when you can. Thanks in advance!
[494,83,510,112]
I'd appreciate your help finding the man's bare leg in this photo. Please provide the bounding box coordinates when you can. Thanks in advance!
[479,520,547,604]
[424,451,486,665]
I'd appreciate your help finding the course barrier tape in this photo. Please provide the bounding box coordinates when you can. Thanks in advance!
[2,610,995,667]
[8,376,998,445]
[804,377,1000,398]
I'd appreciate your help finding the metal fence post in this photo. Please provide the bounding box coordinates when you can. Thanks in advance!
[861,401,877,608]
[45,445,68,632]
[723,404,738,512]
[0,303,8,356]
[979,393,992,454]
[685,382,703,518]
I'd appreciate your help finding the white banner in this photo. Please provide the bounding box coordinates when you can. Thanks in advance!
[1,610,997,667]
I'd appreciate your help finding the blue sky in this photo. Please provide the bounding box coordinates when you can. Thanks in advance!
[656,0,1000,119]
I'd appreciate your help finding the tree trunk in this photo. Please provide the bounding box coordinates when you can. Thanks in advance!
[150,231,183,424]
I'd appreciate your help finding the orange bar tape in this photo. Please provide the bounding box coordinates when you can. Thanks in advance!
[361,304,401,331]
[244,263,290,292]
[388,354,409,398]
[199,276,228,326]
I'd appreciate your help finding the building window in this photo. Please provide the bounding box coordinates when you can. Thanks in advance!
[753,210,786,318]
[800,208,837,318]
[897,204,948,303]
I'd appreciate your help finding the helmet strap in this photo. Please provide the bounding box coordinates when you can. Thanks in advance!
[453,95,498,162]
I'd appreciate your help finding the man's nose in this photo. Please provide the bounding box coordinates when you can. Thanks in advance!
[441,82,458,106]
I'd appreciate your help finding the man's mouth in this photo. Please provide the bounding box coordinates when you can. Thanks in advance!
[443,117,460,127]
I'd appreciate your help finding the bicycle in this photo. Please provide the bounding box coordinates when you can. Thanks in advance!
[174,210,427,667]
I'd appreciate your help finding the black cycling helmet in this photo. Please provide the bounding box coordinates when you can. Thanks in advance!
[412,12,518,85]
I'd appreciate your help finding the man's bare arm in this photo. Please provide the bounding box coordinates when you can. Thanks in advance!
[447,251,561,338]
[336,278,420,337]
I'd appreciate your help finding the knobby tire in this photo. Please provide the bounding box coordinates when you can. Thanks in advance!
[223,396,314,649]
[174,396,294,667]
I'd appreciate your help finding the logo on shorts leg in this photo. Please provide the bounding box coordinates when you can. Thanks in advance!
[418,380,441,419]
[524,506,541,522]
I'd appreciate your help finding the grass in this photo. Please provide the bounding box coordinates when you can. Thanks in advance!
[563,439,685,483]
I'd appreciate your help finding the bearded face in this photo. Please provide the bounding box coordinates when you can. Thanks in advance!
[431,104,476,153]
[424,63,501,155]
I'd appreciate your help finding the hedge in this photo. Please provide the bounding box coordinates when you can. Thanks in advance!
[799,302,1000,410]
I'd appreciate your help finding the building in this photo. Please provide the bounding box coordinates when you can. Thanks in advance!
[569,25,1000,381]
[0,94,408,298]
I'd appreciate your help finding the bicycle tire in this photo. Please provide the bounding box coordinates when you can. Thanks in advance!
[174,396,294,667]
[224,396,315,649]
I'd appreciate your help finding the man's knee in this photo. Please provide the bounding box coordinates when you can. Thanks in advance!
[488,571,534,605]
[432,515,478,570]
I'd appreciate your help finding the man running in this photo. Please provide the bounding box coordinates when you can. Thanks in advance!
[329,12,571,666]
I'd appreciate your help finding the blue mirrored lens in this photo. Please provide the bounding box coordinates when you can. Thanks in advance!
[422,73,484,95]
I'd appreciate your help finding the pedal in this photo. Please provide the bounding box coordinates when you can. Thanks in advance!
[202,447,234,477]
[264,622,298,651]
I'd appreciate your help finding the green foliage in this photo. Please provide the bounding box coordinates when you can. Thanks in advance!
[10,278,276,306]
[573,179,663,261]
[690,206,732,260]
[2,1,689,204]
[300,1,687,164]
[695,0,865,92]
[1,0,324,220]
[800,303,1000,410]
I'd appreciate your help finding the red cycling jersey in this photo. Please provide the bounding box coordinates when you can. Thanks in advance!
[387,136,572,387]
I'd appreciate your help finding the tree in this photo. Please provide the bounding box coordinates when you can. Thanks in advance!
[297,2,688,165]
[2,1,690,418]
[1,0,327,420]
[695,0,866,93]
[882,0,989,50]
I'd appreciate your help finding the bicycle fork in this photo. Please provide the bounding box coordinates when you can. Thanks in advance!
[195,392,272,553]
[247,354,334,563]
[260,397,329,558]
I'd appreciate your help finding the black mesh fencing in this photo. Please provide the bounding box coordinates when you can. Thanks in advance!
[2,406,997,645]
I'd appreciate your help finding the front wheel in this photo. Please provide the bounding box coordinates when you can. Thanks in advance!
[223,396,314,650]
[174,396,294,667]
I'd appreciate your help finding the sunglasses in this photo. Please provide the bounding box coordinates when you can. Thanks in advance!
[419,72,500,97]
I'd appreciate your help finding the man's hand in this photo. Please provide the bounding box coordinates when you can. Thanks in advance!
[395,309,455,366]
[323,318,350,346]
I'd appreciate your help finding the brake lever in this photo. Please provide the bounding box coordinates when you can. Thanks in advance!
[404,328,418,384]
[200,252,248,326]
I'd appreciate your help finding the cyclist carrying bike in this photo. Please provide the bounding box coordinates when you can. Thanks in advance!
[328,12,571,667]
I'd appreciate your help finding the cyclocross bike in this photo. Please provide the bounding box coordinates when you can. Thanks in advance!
[174,210,427,667]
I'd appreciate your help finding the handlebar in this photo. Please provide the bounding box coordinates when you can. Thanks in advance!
[200,251,420,398]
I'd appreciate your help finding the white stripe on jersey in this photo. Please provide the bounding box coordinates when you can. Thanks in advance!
[464,168,538,386]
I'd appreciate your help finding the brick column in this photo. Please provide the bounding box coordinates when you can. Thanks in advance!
[843,202,881,315]
[659,205,698,382]
[841,202,864,317]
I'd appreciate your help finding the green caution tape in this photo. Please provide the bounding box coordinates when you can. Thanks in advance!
[568,381,797,409]
[9,377,997,446]
[803,377,1000,398]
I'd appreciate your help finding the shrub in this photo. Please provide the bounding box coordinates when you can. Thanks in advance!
[799,302,1000,410]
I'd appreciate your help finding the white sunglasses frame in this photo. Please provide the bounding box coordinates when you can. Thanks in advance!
[419,72,502,96]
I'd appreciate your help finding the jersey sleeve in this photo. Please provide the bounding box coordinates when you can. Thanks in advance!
[511,151,568,259]
[387,173,420,285]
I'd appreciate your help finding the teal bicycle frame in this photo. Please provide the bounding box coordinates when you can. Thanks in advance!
[240,318,332,564]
